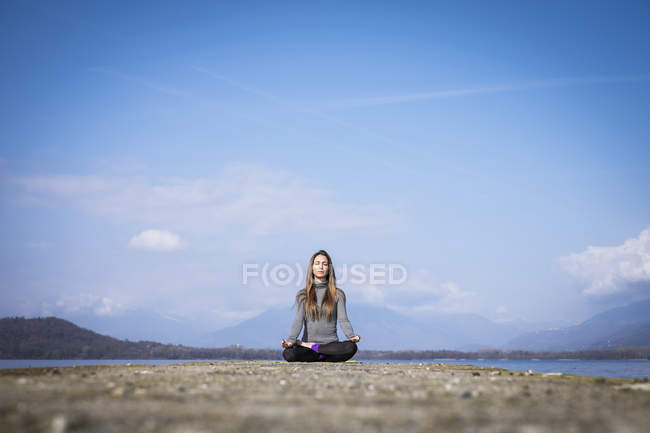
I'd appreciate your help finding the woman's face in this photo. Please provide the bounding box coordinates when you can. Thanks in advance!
[312,254,329,280]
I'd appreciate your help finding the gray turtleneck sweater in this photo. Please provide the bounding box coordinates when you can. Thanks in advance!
[287,281,356,344]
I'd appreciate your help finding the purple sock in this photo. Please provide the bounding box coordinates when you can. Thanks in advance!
[311,344,326,360]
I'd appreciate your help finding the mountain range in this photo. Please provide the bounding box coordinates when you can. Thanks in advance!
[3,316,648,360]
[207,299,650,350]
[206,304,565,350]
[503,297,650,351]
[53,298,650,351]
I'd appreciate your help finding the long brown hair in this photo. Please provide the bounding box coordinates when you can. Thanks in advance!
[295,249,343,321]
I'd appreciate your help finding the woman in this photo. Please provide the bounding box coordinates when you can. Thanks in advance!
[281,249,361,362]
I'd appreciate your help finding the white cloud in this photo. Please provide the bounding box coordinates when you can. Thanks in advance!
[355,283,386,304]
[558,227,650,295]
[10,162,404,237]
[388,280,478,315]
[49,293,127,317]
[348,267,478,314]
[128,229,185,251]
[209,308,262,324]
[94,297,121,316]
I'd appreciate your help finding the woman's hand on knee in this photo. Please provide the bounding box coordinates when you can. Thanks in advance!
[348,335,360,343]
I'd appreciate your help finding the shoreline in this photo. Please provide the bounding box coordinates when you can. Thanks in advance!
[2,358,649,380]
[3,356,650,361]
[0,360,644,382]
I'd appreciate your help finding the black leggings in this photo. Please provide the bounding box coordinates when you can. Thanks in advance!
[282,341,358,362]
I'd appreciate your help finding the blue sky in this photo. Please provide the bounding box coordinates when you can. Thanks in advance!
[1,0,649,334]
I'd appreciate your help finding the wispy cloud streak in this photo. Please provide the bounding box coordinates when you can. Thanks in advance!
[89,67,190,98]
[89,67,346,148]
[330,75,650,108]
[9,163,405,237]
[191,66,395,144]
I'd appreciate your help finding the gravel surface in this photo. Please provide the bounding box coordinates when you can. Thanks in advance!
[1,360,649,433]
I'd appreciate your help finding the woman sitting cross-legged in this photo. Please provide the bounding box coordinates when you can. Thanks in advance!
[280,249,361,362]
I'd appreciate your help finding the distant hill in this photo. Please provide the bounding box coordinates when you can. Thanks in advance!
[504,298,650,351]
[0,317,278,360]
[591,323,650,349]
[207,303,554,350]
[208,304,429,350]
[57,308,211,347]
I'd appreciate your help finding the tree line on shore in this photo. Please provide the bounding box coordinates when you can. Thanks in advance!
[358,347,650,360]
[2,317,649,360]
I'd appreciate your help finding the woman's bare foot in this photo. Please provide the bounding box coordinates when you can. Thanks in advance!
[281,339,293,348]
[299,341,316,349]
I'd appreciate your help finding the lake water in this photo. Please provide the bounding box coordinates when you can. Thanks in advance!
[1,359,649,379]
